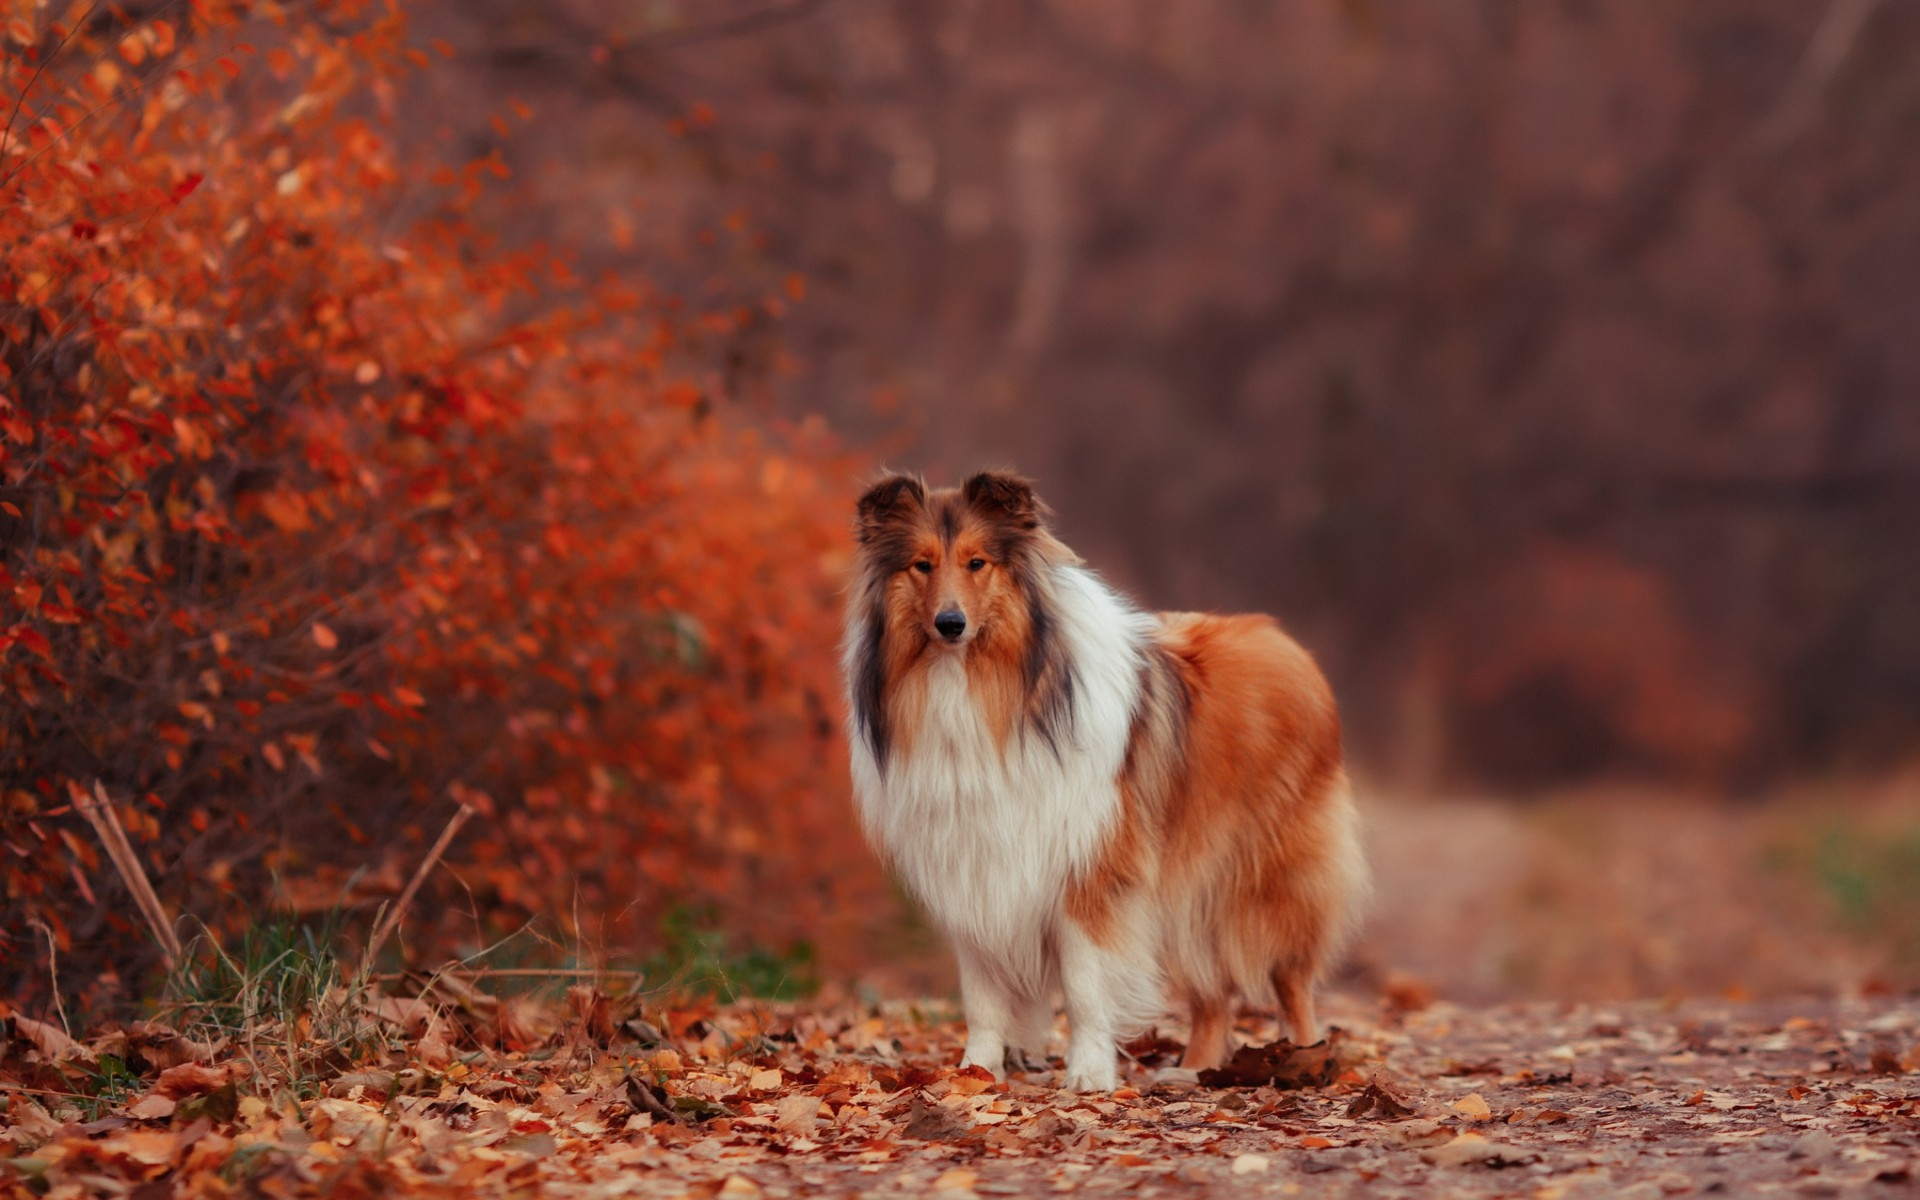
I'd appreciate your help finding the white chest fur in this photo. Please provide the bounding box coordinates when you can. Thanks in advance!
[847,568,1155,989]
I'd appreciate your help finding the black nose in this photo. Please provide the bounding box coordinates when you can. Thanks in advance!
[934,610,967,640]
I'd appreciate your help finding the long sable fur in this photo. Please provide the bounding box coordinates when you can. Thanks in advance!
[849,472,1082,770]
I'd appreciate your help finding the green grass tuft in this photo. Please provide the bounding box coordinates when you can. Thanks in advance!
[643,906,817,1001]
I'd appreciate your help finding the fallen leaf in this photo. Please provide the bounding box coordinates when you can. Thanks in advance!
[775,1094,822,1135]
[1231,1153,1271,1174]
[326,1070,396,1100]
[1346,1077,1418,1119]
[1195,1034,1343,1089]
[1421,1132,1538,1168]
[947,1065,997,1096]
[1386,1119,1454,1148]
[903,1098,972,1140]
[672,1093,734,1121]
[9,1013,91,1063]
[1020,1111,1079,1141]
[565,985,615,1045]
[308,1096,390,1145]
[1451,1092,1492,1122]
[155,1062,230,1097]
[97,1128,183,1167]
[124,1023,221,1070]
[125,1093,178,1120]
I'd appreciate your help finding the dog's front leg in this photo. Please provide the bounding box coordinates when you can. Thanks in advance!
[1057,919,1131,1091]
[955,945,1018,1078]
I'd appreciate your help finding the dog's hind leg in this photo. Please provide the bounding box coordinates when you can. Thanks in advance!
[1179,995,1231,1071]
[1274,963,1319,1046]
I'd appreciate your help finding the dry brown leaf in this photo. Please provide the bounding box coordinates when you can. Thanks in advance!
[326,1070,396,1100]
[1195,1035,1343,1089]
[308,1097,392,1146]
[1020,1111,1079,1141]
[1451,1092,1492,1121]
[155,1061,230,1097]
[1421,1132,1538,1168]
[902,1098,972,1140]
[9,1013,90,1063]
[97,1128,185,1168]
[1345,1077,1418,1119]
[1386,1119,1454,1148]
[566,985,615,1045]
[125,1092,178,1120]
[946,1066,997,1096]
[775,1094,823,1135]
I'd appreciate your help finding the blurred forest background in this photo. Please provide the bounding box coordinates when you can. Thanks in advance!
[5,0,1919,1014]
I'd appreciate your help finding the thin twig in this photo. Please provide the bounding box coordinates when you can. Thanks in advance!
[370,967,649,982]
[359,804,474,976]
[75,781,183,969]
[0,2,97,168]
[28,919,71,1037]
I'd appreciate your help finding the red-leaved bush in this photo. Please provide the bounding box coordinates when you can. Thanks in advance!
[0,0,879,998]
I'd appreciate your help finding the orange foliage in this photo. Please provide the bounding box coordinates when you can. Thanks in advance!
[0,0,877,991]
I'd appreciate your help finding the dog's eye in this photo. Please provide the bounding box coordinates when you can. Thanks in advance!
[913,561,933,575]
[968,558,987,572]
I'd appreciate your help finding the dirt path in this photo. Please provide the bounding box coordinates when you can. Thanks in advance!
[4,994,1917,1197]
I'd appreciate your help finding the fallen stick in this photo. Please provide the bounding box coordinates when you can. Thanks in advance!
[75,781,183,970]
[370,967,650,982]
[358,803,473,976]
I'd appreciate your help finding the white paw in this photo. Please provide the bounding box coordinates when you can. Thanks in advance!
[1061,1059,1118,1092]
[959,1049,1007,1081]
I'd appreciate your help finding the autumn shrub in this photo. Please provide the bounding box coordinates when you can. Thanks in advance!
[0,0,880,1004]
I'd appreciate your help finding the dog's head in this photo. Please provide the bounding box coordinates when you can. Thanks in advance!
[853,470,1053,650]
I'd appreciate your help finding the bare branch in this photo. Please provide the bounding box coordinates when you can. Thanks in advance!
[75,781,184,970]
[359,803,475,976]
[1752,0,1886,149]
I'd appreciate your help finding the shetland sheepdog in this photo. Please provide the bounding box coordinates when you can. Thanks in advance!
[842,471,1366,1091]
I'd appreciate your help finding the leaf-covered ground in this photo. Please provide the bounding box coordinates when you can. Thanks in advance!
[3,991,1917,1198]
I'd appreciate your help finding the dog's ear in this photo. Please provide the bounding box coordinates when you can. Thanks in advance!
[856,474,926,543]
[962,471,1046,531]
